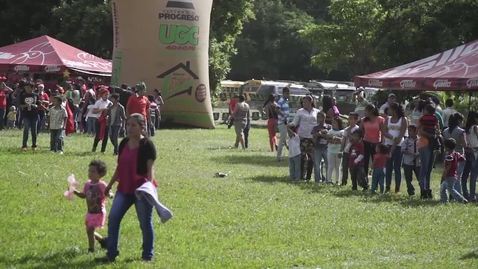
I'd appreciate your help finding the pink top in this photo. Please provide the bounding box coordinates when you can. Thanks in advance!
[363,116,384,144]
[116,146,148,194]
[83,180,107,214]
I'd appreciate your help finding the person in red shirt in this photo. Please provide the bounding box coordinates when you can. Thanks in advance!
[36,84,50,133]
[227,95,238,128]
[440,138,468,203]
[126,82,151,135]
[348,129,368,191]
[0,81,14,130]
[371,144,389,194]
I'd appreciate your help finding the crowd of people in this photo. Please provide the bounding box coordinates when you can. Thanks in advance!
[234,87,478,203]
[0,78,164,154]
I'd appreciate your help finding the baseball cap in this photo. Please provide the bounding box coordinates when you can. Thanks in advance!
[388,93,396,98]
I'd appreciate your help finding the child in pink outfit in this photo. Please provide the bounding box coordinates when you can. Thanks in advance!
[74,160,111,252]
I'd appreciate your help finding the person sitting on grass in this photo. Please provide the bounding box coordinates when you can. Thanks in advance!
[440,138,468,203]
[73,160,112,252]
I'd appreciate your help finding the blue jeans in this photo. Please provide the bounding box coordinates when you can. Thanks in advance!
[371,168,385,194]
[37,111,45,133]
[289,154,301,180]
[109,125,121,154]
[22,117,38,148]
[107,192,154,260]
[87,117,96,134]
[418,146,434,190]
[0,108,5,130]
[314,148,327,182]
[386,146,402,190]
[50,129,63,151]
[463,152,478,200]
[440,177,466,202]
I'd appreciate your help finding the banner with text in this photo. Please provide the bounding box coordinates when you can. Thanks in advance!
[111,0,215,128]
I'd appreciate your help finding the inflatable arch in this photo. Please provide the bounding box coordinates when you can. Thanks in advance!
[111,0,215,128]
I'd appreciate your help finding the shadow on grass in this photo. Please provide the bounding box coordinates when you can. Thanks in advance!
[0,247,100,268]
[210,155,288,167]
[249,175,291,184]
[460,250,478,260]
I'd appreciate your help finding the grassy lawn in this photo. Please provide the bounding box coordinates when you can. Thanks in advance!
[0,125,477,269]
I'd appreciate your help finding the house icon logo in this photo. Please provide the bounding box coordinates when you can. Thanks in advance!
[166,1,195,10]
[157,61,199,100]
[157,61,198,79]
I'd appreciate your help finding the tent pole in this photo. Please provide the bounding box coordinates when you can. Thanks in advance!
[469,91,473,112]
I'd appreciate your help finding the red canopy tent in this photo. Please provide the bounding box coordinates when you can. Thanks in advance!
[0,35,111,75]
[354,40,478,91]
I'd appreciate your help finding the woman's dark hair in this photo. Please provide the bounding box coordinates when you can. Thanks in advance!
[263,94,275,108]
[424,104,436,115]
[377,144,389,154]
[300,95,315,108]
[128,113,148,137]
[352,129,363,138]
[89,160,107,177]
[389,102,405,119]
[465,111,478,133]
[322,96,333,115]
[332,117,343,130]
[445,98,454,108]
[238,95,246,102]
[362,104,379,122]
[448,112,464,133]
[147,94,154,102]
[418,99,433,112]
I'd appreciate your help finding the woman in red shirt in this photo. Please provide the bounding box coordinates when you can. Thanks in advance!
[0,81,13,130]
[97,113,157,263]
[359,104,385,176]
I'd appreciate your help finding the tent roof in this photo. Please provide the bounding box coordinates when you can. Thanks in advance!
[354,40,478,90]
[0,35,111,74]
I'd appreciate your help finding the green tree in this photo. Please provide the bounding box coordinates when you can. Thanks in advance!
[49,0,113,59]
[0,0,60,46]
[229,0,321,81]
[299,0,385,79]
[208,0,254,102]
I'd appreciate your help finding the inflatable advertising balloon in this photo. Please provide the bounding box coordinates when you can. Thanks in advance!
[111,0,215,128]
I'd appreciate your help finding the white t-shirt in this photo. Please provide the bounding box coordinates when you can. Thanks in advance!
[288,134,301,158]
[90,99,112,119]
[86,105,96,120]
[442,107,457,127]
[327,129,344,154]
[291,108,320,138]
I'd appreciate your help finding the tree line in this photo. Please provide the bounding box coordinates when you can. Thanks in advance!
[1,0,477,100]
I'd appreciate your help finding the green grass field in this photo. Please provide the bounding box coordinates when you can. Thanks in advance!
[0,126,477,269]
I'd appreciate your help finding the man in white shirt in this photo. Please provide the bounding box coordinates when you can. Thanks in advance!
[442,98,456,128]
[353,87,369,119]
[379,93,396,116]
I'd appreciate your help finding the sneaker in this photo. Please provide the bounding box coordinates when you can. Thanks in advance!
[22,147,27,151]
[32,146,37,151]
[462,199,469,204]
[88,248,95,253]
[92,147,97,153]
[59,151,64,155]
[276,158,283,162]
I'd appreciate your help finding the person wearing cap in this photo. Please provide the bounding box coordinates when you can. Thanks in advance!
[379,93,396,116]
[126,82,151,135]
[91,88,112,153]
[352,87,369,119]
